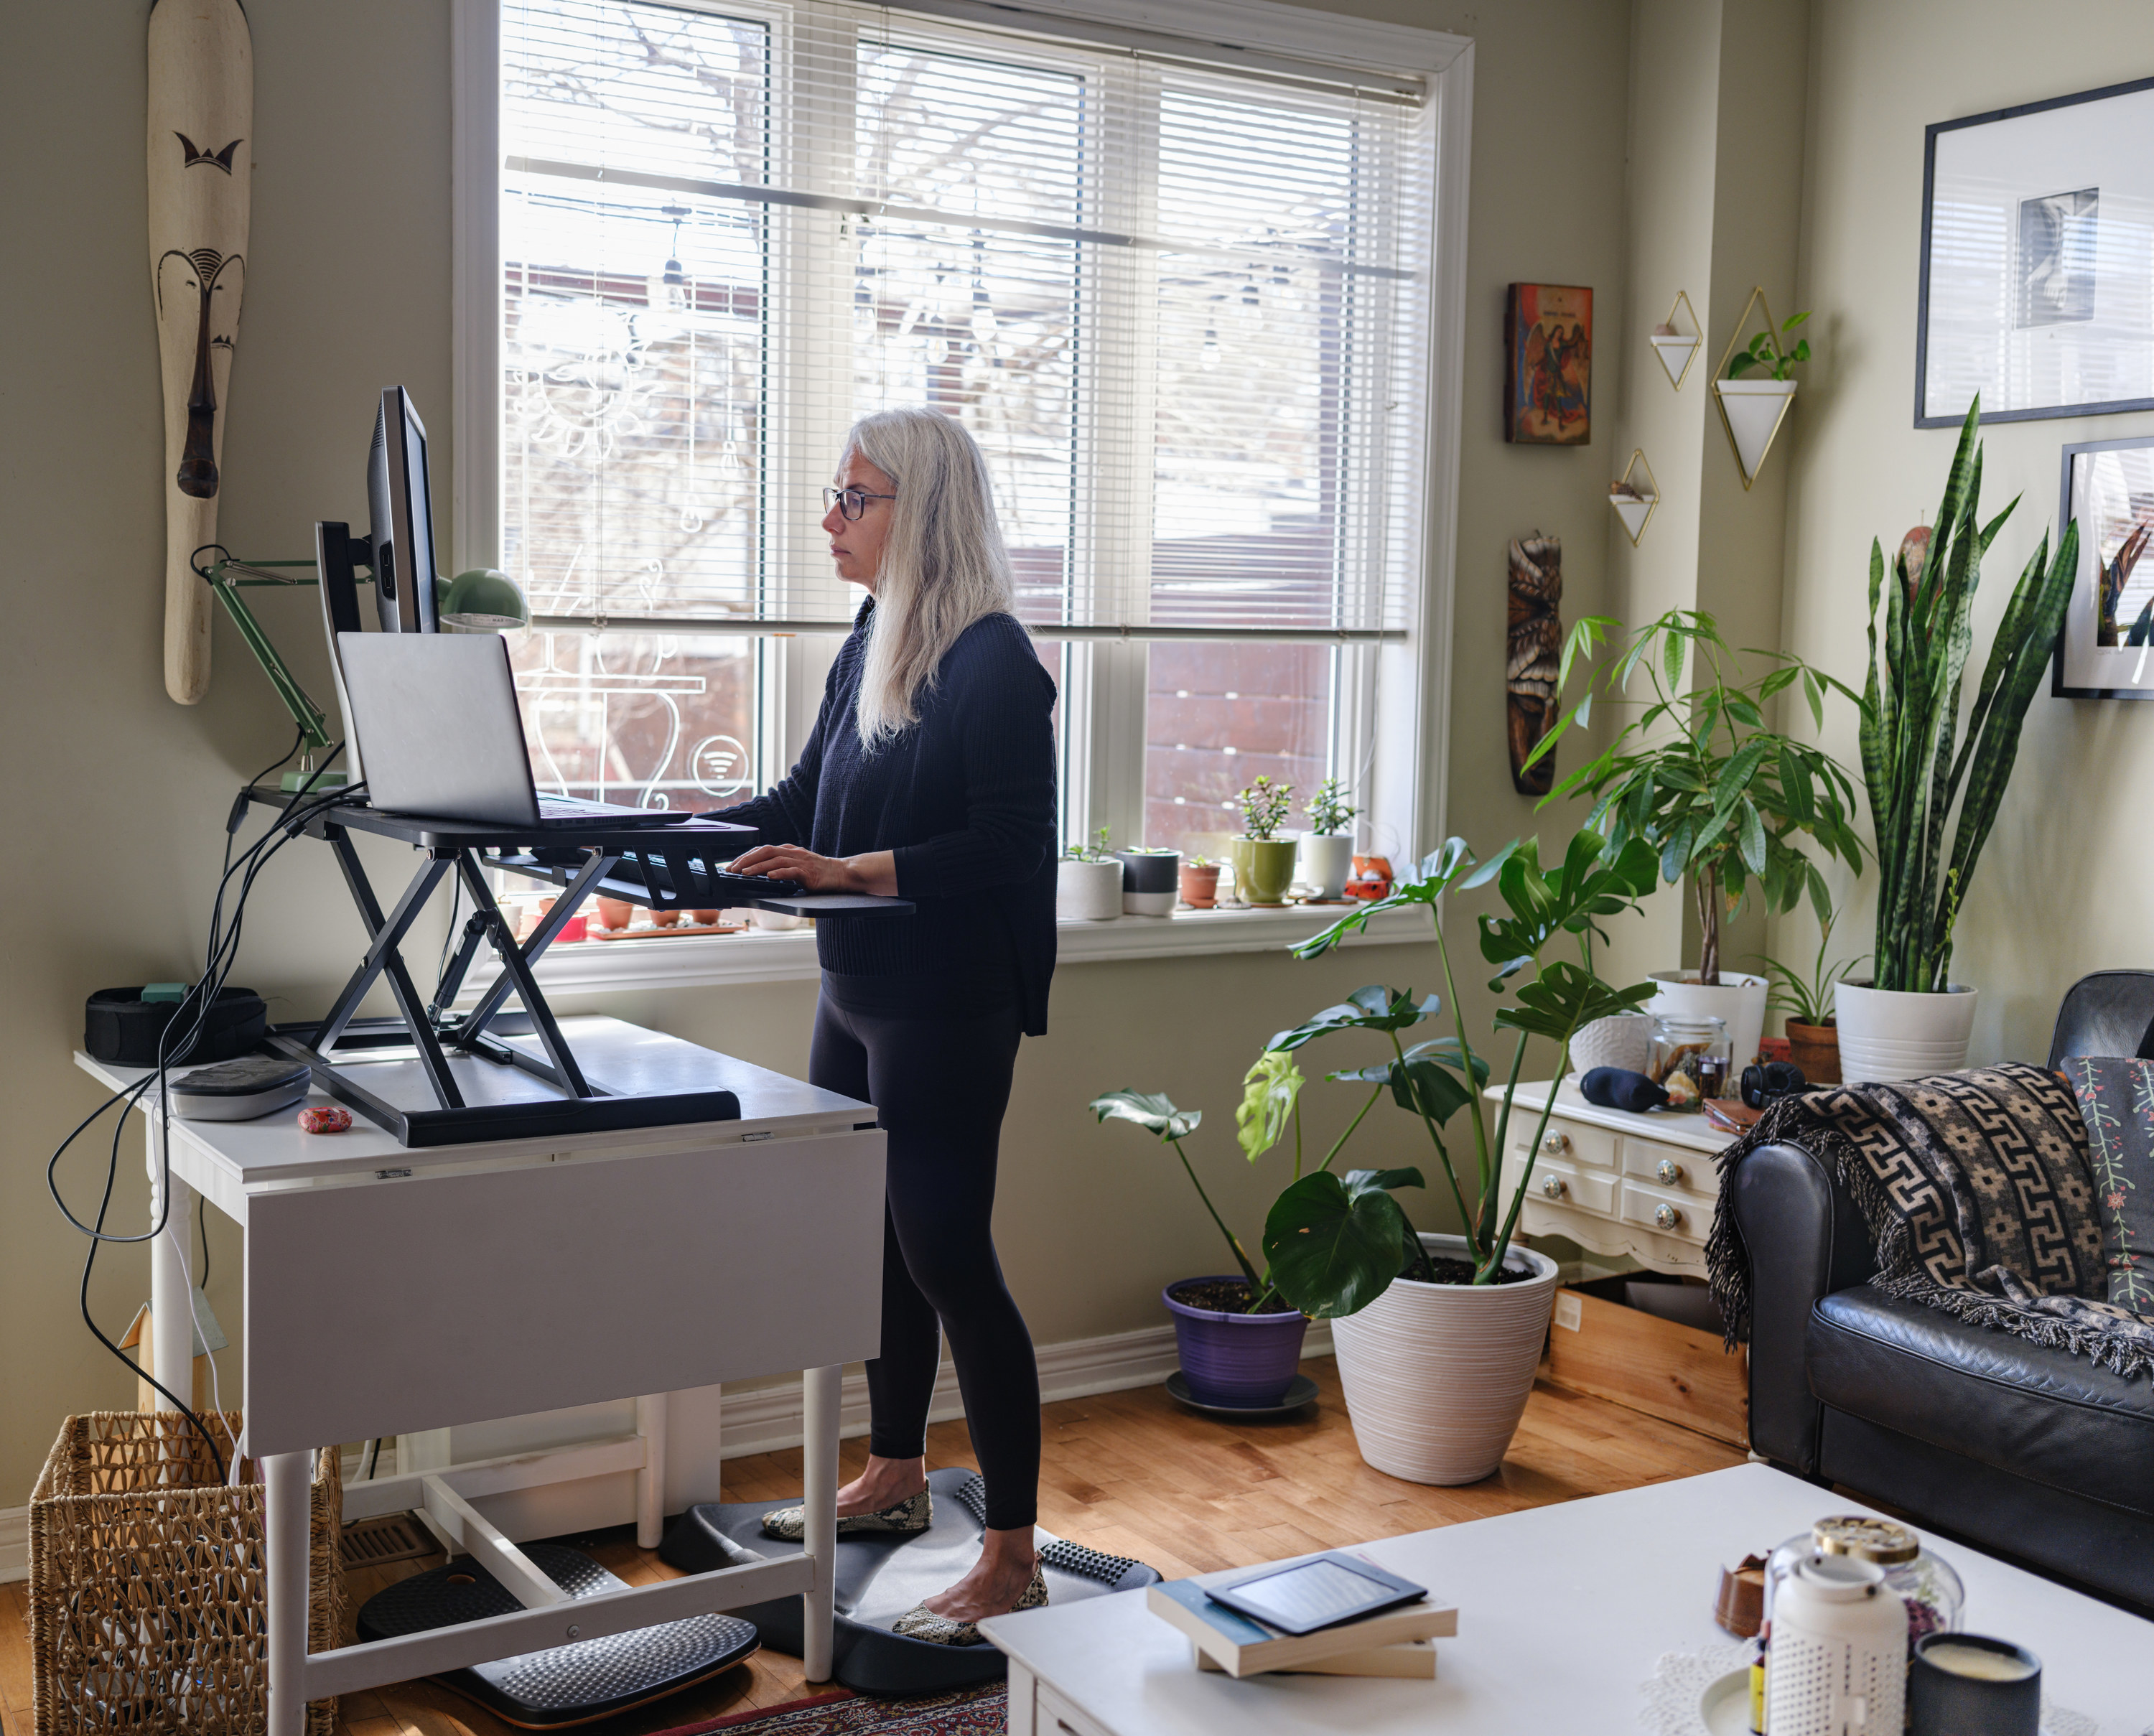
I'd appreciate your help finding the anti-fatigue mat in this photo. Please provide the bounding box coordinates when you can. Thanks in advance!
[355,1543,758,1728]
[659,1467,1160,1695]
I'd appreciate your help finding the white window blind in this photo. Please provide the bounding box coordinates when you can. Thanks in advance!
[498,0,1435,647]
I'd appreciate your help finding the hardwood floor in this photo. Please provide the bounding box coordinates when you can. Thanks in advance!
[0,1358,1740,1736]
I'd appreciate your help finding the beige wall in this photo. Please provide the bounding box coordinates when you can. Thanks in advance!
[0,0,1635,1502]
[1772,0,2154,1062]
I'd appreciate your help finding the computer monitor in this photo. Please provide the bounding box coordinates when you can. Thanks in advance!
[368,386,439,634]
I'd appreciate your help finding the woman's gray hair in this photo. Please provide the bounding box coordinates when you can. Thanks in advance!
[844,408,1016,746]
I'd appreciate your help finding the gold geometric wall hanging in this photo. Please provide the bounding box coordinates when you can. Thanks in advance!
[1649,290,1700,390]
[1711,287,1796,490]
[1610,449,1659,546]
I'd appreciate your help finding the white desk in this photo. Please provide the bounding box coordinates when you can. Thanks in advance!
[78,1015,885,1735]
[981,1463,2154,1735]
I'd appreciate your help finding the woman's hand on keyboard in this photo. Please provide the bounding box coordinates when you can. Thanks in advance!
[730,844,898,897]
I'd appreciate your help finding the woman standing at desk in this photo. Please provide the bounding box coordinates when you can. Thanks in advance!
[723,408,1057,1644]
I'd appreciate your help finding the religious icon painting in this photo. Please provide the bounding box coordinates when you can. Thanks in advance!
[1504,283,1593,445]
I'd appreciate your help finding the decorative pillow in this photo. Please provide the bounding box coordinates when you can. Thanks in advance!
[2060,1056,2154,1316]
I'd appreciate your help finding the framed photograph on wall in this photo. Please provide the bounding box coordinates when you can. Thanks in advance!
[1504,283,1592,444]
[1918,75,2154,427]
[2054,434,2154,698]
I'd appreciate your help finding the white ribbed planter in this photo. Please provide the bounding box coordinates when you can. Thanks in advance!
[1833,980,1978,1083]
[1649,970,1768,1072]
[1330,1233,1560,1485]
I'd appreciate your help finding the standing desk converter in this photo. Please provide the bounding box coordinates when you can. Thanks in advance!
[76,1016,885,1735]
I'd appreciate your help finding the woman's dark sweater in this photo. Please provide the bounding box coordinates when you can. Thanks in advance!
[716,602,1060,1035]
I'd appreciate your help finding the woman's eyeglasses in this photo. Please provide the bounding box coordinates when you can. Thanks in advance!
[823,486,898,521]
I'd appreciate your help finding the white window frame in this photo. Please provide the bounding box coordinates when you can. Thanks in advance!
[452,0,1471,974]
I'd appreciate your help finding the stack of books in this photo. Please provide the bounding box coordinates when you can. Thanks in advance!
[1146,1559,1457,1679]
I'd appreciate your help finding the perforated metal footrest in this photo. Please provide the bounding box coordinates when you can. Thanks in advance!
[356,1544,757,1729]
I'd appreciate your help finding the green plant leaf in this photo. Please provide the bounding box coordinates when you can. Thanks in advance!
[1235,1052,1304,1162]
[1344,1167,1427,1193]
[1267,985,1435,1052]
[1493,959,1658,1043]
[1261,1170,1411,1319]
[1089,1090,1200,1141]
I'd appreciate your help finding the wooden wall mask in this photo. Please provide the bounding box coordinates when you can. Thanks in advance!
[149,0,252,704]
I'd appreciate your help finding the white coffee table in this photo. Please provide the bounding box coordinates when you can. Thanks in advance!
[980,1464,2153,1735]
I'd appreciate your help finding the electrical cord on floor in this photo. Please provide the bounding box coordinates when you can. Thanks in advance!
[49,755,358,1482]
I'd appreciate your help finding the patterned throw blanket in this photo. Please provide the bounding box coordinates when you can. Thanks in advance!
[1706,1063,2154,1379]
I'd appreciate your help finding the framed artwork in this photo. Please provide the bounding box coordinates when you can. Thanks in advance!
[2054,434,2154,698]
[1917,75,2154,427]
[1505,283,1592,444]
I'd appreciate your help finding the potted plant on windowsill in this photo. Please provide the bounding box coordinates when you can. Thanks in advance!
[1057,827,1123,922]
[1231,775,1297,906]
[1094,829,1659,1475]
[1298,777,1360,902]
[1757,918,1865,1086]
[1178,854,1221,909]
[1838,400,2077,1081]
[1114,846,1181,917]
[1524,610,1867,1072]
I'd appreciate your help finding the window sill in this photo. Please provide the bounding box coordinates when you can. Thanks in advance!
[467,902,1432,998]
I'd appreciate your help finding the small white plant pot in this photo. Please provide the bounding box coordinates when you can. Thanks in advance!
[1299,834,1353,901]
[1714,377,1796,484]
[1330,1234,1561,1485]
[1649,970,1769,1073]
[1832,980,1979,1083]
[1569,1012,1652,1076]
[1056,857,1123,922]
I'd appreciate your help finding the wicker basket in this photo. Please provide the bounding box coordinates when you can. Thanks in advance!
[27,1411,344,1736]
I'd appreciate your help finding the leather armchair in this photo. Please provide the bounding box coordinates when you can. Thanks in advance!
[1732,973,2154,1613]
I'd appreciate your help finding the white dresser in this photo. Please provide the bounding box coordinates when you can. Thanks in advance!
[1486,1080,1735,1274]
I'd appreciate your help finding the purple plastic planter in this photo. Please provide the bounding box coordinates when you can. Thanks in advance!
[1162,1277,1310,1408]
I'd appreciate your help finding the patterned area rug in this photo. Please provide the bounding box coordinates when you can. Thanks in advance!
[653,1685,1007,1735]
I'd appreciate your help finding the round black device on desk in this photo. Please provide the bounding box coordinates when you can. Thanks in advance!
[169,1056,312,1121]
[83,986,266,1067]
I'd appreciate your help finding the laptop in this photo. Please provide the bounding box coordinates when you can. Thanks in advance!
[336,632,695,830]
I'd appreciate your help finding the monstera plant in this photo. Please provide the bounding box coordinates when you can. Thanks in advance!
[1092,829,1659,1462]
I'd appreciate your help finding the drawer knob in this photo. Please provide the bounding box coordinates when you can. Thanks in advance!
[1655,1157,1685,1185]
[1653,1202,1682,1231]
[1541,1175,1567,1199]
[1542,1131,1571,1155]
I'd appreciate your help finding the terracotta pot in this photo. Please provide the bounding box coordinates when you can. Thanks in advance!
[1178,862,1220,908]
[595,897,635,932]
[690,909,722,925]
[651,907,682,928]
[1784,1019,1841,1085]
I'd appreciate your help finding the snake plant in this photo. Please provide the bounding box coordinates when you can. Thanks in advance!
[1862,400,2078,993]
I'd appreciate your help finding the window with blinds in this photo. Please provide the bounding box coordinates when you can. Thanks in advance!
[493,0,1436,839]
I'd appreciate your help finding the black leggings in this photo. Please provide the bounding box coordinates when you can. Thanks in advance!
[809,986,1039,1531]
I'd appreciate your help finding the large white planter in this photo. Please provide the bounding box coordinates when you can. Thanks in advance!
[1055,857,1122,921]
[1330,1233,1560,1485]
[1832,980,1978,1083]
[1649,970,1769,1073]
[1299,833,1353,900]
[1714,377,1796,484]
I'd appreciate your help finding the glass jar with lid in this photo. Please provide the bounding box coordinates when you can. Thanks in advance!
[1763,1515,1964,1650]
[1648,1012,1732,1109]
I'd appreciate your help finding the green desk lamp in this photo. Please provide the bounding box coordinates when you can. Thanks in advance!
[195,549,531,789]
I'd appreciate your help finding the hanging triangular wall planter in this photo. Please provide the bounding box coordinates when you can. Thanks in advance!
[1713,378,1796,487]
[1649,290,1701,390]
[1609,449,1659,546]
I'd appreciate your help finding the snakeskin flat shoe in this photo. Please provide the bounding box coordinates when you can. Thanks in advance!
[759,1487,932,1541]
[890,1563,1048,1646]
